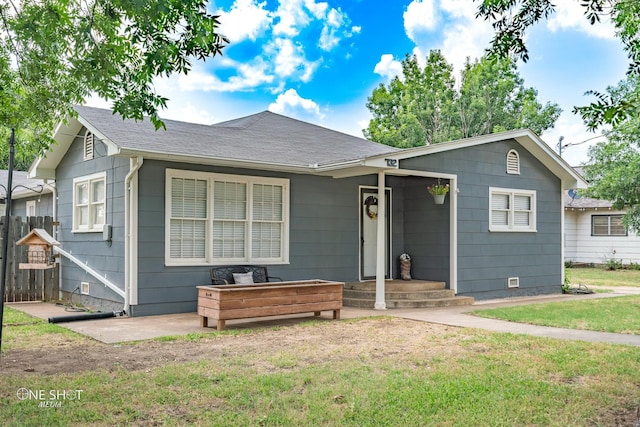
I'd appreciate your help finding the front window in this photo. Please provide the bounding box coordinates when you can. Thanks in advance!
[489,187,536,232]
[166,169,289,265]
[73,172,106,232]
[592,215,627,236]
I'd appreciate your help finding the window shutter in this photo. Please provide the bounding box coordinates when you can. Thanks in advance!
[506,150,519,174]
[83,131,94,161]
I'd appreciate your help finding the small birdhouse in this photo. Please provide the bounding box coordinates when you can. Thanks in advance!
[16,228,59,269]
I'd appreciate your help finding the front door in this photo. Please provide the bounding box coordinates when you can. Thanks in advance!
[360,187,390,280]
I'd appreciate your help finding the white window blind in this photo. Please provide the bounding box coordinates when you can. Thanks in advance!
[592,215,627,236]
[212,181,247,260]
[166,170,289,265]
[170,177,208,260]
[489,188,536,232]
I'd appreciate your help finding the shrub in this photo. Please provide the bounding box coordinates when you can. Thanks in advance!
[604,257,623,271]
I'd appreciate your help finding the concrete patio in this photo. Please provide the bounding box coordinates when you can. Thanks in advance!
[7,286,640,346]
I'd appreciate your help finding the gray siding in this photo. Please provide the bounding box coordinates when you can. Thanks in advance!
[133,160,377,316]
[56,129,129,309]
[12,193,54,217]
[401,139,562,299]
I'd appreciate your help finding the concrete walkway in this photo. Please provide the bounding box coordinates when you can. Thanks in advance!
[6,286,640,346]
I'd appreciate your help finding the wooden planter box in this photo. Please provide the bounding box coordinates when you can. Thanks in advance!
[197,280,343,331]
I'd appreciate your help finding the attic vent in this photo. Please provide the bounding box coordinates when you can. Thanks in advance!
[507,277,519,288]
[83,130,94,161]
[506,149,520,174]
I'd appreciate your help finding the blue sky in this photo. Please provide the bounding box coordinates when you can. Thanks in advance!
[89,0,629,166]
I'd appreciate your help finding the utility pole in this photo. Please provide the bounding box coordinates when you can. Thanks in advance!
[557,136,565,157]
[0,128,16,353]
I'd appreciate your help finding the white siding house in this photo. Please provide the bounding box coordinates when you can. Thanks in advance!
[565,190,640,265]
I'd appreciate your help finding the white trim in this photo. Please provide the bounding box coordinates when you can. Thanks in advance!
[489,187,537,232]
[125,157,143,309]
[165,169,290,266]
[506,149,520,174]
[25,200,36,217]
[374,171,387,310]
[358,185,392,281]
[72,171,107,233]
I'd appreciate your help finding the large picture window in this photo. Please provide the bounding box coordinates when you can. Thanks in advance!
[73,172,106,232]
[489,187,536,232]
[592,215,627,236]
[166,169,289,265]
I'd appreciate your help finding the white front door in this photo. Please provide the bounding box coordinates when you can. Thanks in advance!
[360,187,390,280]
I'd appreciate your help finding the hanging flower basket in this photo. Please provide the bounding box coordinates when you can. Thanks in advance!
[432,194,446,205]
[426,179,449,205]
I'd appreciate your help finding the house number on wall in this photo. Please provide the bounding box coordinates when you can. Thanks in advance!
[385,158,398,168]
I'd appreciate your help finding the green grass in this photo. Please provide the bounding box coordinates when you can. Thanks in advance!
[473,295,640,334]
[1,306,90,352]
[2,307,640,426]
[1,328,639,426]
[568,266,640,288]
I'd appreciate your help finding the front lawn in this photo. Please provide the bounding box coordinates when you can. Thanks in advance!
[1,306,640,426]
[568,266,640,288]
[473,295,640,334]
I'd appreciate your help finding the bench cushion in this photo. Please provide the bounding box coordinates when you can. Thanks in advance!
[233,272,254,285]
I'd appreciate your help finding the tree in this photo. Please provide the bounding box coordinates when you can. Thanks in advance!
[365,51,459,147]
[582,74,640,231]
[475,0,640,130]
[0,0,229,167]
[365,52,560,147]
[458,56,560,137]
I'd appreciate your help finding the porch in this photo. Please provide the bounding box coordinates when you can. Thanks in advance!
[343,280,474,309]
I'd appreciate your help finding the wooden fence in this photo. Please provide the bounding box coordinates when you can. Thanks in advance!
[1,216,59,302]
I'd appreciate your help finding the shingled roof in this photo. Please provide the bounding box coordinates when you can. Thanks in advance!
[73,106,399,168]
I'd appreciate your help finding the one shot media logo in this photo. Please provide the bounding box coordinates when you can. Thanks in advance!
[16,388,83,408]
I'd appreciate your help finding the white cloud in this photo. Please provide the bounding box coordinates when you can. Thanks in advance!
[270,38,319,82]
[269,88,324,120]
[177,61,274,92]
[218,0,272,43]
[160,104,218,125]
[273,0,311,36]
[403,0,437,43]
[374,54,403,80]
[403,0,492,78]
[319,7,346,51]
[547,2,616,40]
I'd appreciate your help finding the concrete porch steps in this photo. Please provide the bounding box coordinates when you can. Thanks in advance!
[343,280,474,309]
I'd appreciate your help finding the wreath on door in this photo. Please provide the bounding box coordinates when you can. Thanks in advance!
[364,196,378,220]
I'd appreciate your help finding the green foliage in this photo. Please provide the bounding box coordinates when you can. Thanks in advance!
[604,257,623,271]
[364,52,560,147]
[475,0,640,130]
[0,0,228,166]
[582,74,640,231]
[365,51,458,147]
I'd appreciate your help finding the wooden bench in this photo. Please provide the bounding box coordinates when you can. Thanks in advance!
[197,280,343,331]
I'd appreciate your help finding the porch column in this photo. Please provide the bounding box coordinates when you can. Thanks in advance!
[374,171,386,310]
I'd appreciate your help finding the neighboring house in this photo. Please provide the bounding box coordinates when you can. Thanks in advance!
[0,170,54,218]
[29,106,585,316]
[564,167,639,265]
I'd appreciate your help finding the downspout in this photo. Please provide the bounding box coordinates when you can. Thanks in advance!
[124,157,143,315]
[374,171,387,309]
[43,179,61,299]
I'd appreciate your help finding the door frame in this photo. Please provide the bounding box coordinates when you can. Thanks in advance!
[359,186,391,281]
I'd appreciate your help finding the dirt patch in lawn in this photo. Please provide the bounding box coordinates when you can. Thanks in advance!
[0,318,464,375]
